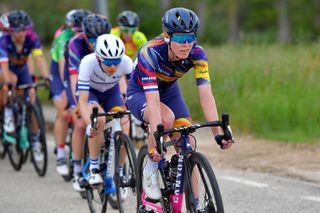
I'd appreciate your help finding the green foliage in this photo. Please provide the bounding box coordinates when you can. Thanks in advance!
[180,44,320,142]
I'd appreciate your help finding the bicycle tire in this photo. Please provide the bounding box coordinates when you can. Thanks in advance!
[28,104,48,177]
[84,136,108,212]
[114,132,137,213]
[0,112,7,159]
[185,152,224,213]
[6,101,23,171]
[62,123,74,182]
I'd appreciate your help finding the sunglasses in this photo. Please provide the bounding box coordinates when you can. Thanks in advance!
[101,58,122,66]
[11,27,27,33]
[120,27,137,33]
[170,34,196,44]
[88,38,96,44]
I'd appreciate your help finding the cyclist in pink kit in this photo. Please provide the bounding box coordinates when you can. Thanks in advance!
[126,7,233,201]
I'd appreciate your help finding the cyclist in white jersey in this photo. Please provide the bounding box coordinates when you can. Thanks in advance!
[77,34,133,185]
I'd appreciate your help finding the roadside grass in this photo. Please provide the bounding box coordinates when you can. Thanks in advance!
[180,44,320,143]
[38,44,320,143]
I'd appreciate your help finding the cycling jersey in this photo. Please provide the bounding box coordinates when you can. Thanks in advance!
[128,35,210,93]
[63,33,92,108]
[50,28,74,62]
[126,35,210,123]
[77,53,133,93]
[111,27,147,59]
[67,33,91,75]
[0,31,43,69]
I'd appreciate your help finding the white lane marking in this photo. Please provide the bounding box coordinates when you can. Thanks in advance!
[302,196,320,203]
[219,176,269,188]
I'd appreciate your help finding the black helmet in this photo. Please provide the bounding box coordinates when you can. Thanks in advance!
[162,7,199,34]
[70,9,92,31]
[8,10,33,32]
[117,10,139,28]
[82,14,111,39]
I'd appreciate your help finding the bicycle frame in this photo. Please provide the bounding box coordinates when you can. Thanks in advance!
[82,118,122,194]
[141,134,194,213]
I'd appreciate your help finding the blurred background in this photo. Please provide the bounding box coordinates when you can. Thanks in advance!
[1,0,319,142]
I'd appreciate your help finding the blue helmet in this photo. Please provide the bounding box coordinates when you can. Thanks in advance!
[162,7,199,34]
[8,10,33,32]
[82,14,111,39]
[69,9,92,31]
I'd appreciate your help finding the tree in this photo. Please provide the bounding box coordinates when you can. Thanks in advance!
[275,0,291,44]
[228,0,241,43]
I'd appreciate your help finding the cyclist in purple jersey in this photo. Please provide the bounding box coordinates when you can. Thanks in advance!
[64,14,112,192]
[126,7,233,200]
[0,10,49,161]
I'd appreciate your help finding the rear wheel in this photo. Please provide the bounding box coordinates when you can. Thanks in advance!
[62,123,74,182]
[28,104,48,177]
[114,132,137,212]
[185,152,224,213]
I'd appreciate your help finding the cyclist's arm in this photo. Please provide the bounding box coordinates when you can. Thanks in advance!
[78,90,90,126]
[145,90,162,148]
[27,55,35,76]
[33,52,49,79]
[197,84,221,136]
[0,62,11,84]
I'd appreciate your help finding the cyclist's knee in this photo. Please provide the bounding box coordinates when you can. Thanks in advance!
[161,111,175,129]
[58,109,70,121]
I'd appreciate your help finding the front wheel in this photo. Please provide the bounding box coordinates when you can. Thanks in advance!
[114,132,137,212]
[28,104,48,177]
[185,152,224,213]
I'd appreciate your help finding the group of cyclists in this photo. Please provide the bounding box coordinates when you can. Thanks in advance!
[0,6,233,211]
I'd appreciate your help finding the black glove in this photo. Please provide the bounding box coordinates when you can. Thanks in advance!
[215,134,225,149]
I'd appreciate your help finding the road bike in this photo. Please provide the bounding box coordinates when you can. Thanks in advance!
[136,113,235,213]
[1,82,48,176]
[81,107,138,213]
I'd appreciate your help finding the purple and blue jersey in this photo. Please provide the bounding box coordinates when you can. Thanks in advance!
[128,36,210,93]
[0,31,43,69]
[126,36,210,125]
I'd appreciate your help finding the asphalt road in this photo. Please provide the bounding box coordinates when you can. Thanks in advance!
[1,133,320,213]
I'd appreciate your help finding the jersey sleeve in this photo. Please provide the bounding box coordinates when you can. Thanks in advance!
[56,30,73,60]
[29,31,44,57]
[191,44,210,86]
[68,39,81,75]
[137,46,159,92]
[77,54,93,91]
[0,36,9,64]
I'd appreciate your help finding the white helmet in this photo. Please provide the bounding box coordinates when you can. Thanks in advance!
[95,34,125,60]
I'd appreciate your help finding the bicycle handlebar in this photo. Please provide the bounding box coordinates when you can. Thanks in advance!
[154,113,235,154]
[90,107,131,130]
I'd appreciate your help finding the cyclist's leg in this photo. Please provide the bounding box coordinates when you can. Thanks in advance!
[50,60,70,175]
[162,82,201,206]
[102,84,129,170]
[127,89,175,200]
[85,90,106,185]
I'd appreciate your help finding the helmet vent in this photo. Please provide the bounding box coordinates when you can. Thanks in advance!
[100,49,107,57]
[108,49,113,56]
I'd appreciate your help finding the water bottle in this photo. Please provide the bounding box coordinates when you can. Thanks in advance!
[19,126,29,149]
[4,107,15,133]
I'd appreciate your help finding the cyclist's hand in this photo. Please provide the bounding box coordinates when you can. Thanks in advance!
[86,124,96,138]
[148,147,162,162]
[44,77,51,88]
[215,134,232,149]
